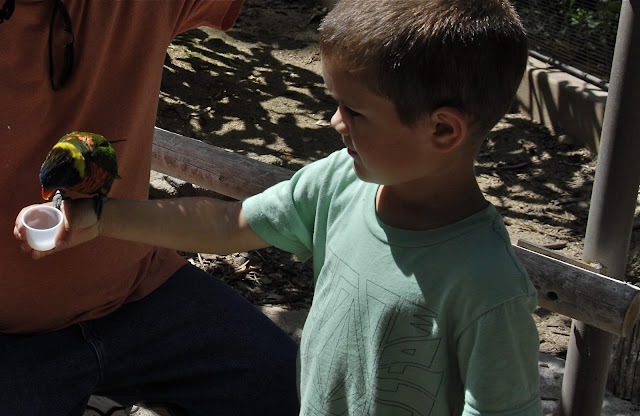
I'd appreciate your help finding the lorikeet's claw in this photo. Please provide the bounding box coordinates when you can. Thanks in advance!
[52,190,64,210]
[93,195,107,220]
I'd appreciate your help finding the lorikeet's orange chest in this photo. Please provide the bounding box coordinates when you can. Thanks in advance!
[70,162,115,196]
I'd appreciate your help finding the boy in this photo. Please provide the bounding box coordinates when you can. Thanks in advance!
[16,0,542,414]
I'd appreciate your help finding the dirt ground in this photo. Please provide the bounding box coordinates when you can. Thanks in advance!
[154,0,640,360]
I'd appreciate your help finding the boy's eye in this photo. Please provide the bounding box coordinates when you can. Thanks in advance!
[342,105,361,118]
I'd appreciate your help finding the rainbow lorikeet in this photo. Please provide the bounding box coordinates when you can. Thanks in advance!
[40,131,121,219]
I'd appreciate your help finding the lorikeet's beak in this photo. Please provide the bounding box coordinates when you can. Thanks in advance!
[42,188,56,201]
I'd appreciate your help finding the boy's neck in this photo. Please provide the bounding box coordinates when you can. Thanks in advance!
[375,175,488,231]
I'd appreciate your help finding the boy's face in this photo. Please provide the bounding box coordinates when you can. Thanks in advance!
[322,59,438,186]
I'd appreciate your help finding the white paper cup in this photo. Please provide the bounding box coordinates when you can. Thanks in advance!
[22,206,63,251]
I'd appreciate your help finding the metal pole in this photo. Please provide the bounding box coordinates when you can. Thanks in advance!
[560,1,640,415]
[528,50,609,91]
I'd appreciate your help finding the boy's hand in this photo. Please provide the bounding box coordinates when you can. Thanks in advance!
[14,199,101,259]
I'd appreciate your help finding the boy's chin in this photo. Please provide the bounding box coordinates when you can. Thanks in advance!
[352,164,380,184]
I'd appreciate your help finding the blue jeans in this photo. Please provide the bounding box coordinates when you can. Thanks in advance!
[0,264,300,416]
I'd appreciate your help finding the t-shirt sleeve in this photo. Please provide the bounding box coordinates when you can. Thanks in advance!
[243,180,313,261]
[242,154,337,261]
[243,150,352,262]
[457,296,542,416]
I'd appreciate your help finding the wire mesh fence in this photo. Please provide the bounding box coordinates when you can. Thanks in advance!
[511,0,621,90]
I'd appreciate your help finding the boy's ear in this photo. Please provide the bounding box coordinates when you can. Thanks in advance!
[427,107,467,152]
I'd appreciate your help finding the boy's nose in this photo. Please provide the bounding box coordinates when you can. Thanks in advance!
[331,108,349,135]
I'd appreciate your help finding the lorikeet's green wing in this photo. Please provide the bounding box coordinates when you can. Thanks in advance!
[70,132,121,218]
[91,138,120,197]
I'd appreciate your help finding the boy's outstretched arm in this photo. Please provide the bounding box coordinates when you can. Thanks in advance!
[15,197,270,259]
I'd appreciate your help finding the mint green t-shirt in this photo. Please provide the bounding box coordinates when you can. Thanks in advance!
[243,149,541,416]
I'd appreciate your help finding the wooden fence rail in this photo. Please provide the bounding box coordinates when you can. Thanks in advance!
[152,128,292,201]
[151,127,640,337]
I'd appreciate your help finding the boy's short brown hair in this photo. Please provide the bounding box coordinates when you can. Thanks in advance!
[319,0,528,137]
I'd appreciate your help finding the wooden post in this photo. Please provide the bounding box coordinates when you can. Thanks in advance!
[561,1,640,410]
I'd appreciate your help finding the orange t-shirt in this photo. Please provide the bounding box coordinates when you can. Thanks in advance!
[0,0,244,333]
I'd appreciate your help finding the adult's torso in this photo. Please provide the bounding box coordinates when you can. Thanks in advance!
[0,0,244,333]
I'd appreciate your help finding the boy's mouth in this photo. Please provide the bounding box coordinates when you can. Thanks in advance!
[343,137,357,156]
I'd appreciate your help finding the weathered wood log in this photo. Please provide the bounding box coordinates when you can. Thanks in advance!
[151,127,293,201]
[515,242,640,337]
[150,128,640,337]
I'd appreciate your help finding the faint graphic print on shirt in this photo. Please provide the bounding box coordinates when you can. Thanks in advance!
[300,250,443,415]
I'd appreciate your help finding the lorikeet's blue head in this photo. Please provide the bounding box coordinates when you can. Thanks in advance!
[40,142,85,200]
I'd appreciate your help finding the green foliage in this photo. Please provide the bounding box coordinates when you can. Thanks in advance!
[512,0,621,80]
[565,0,621,47]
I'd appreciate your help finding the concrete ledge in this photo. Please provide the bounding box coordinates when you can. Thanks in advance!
[516,56,607,154]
